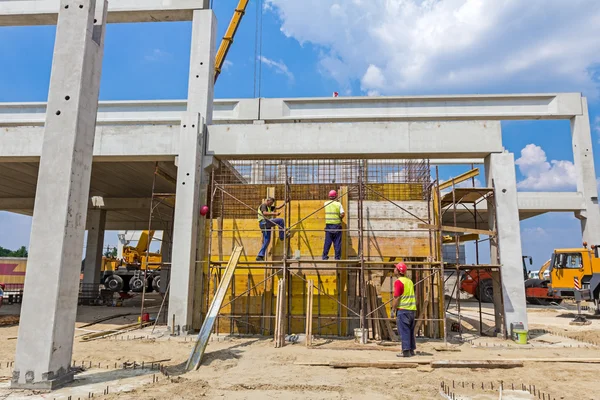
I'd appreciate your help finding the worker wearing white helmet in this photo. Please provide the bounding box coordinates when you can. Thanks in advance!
[322,190,345,260]
[391,262,417,357]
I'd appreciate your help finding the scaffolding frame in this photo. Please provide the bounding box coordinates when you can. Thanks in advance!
[201,159,448,341]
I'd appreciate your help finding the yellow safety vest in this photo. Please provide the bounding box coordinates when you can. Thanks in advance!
[258,205,274,222]
[324,201,342,224]
[397,276,416,311]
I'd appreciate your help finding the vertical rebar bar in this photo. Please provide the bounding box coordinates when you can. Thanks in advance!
[140,162,158,328]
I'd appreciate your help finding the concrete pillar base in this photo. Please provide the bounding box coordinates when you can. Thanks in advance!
[11,371,74,390]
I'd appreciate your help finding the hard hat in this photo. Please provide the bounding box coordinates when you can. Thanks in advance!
[199,205,209,216]
[395,262,407,275]
[328,190,337,198]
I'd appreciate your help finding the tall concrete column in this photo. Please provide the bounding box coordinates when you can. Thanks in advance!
[485,152,528,336]
[168,9,216,332]
[571,97,600,245]
[12,0,107,389]
[83,209,107,286]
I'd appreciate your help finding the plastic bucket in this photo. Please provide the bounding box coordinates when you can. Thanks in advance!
[513,329,528,345]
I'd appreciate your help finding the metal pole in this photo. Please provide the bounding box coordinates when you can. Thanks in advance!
[472,163,483,336]
[359,161,367,343]
[451,179,462,340]
[140,162,158,328]
[436,166,447,344]
[205,168,216,323]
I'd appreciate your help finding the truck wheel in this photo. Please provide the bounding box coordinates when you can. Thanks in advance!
[129,276,145,292]
[477,279,494,303]
[105,275,124,292]
[152,276,161,292]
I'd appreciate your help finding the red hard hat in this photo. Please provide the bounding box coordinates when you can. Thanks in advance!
[395,262,407,275]
[328,190,337,198]
[199,205,209,216]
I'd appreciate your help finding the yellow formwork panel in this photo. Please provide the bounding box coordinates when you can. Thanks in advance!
[204,196,431,336]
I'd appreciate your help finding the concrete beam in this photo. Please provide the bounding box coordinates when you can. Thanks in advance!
[0,197,156,211]
[207,121,502,159]
[0,125,178,161]
[105,220,171,230]
[0,0,208,26]
[0,93,583,127]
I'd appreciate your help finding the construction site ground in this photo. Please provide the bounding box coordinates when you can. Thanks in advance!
[1,296,599,399]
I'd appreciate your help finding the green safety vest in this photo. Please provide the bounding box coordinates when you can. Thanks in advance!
[258,205,274,222]
[324,201,342,224]
[397,276,416,311]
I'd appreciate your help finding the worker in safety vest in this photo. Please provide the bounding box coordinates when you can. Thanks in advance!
[257,197,287,261]
[391,262,417,357]
[322,190,345,260]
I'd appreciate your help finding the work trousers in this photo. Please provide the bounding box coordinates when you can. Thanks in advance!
[396,309,417,352]
[258,218,285,258]
[322,224,342,260]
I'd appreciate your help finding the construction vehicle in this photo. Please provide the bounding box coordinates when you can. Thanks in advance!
[547,244,600,309]
[460,256,562,305]
[101,230,162,293]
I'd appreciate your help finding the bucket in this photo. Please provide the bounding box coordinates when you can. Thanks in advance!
[142,313,150,322]
[513,329,528,345]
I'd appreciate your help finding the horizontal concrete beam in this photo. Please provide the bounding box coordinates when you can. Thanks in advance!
[0,125,178,162]
[105,221,170,230]
[207,121,502,159]
[0,197,156,211]
[0,0,208,26]
[517,192,585,213]
[0,93,583,127]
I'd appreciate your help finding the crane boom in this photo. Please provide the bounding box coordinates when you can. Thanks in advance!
[214,0,250,82]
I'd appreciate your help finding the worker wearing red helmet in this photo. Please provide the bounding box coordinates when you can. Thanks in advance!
[391,262,417,357]
[322,190,345,260]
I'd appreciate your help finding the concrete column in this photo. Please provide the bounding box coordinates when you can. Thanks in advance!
[83,209,107,286]
[571,98,600,245]
[167,8,216,333]
[485,152,528,336]
[12,0,107,390]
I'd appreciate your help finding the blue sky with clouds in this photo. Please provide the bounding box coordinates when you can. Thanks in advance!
[1,0,600,268]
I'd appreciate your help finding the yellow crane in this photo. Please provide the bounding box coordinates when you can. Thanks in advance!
[214,0,250,82]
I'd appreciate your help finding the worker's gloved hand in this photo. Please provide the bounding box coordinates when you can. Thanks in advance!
[390,310,396,319]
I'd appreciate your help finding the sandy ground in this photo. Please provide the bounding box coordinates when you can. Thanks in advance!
[1,297,600,399]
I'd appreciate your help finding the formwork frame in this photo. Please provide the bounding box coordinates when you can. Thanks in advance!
[194,158,503,345]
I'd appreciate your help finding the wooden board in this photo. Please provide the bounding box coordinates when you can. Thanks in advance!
[430,360,523,369]
[330,362,418,369]
[418,223,496,237]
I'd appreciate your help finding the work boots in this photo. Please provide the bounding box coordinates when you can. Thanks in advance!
[396,350,411,358]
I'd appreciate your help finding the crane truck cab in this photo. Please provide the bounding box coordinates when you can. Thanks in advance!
[548,245,600,303]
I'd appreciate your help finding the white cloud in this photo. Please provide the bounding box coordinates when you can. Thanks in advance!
[144,48,171,62]
[259,56,295,82]
[515,144,576,190]
[266,0,600,95]
[223,60,234,71]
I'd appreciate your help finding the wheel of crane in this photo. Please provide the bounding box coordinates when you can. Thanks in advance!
[129,276,145,292]
[152,276,161,292]
[104,275,124,292]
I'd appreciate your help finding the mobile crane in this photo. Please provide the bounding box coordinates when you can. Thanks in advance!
[214,0,249,82]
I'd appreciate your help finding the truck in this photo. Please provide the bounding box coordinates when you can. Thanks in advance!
[460,256,562,305]
[548,244,600,310]
[101,230,162,293]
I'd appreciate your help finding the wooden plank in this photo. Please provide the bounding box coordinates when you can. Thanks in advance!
[306,280,314,347]
[431,360,523,369]
[274,279,286,348]
[418,223,496,237]
[186,246,243,371]
[329,362,418,369]
[378,298,397,341]
[438,168,479,191]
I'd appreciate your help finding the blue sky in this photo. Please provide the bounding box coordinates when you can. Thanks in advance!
[1,0,600,269]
